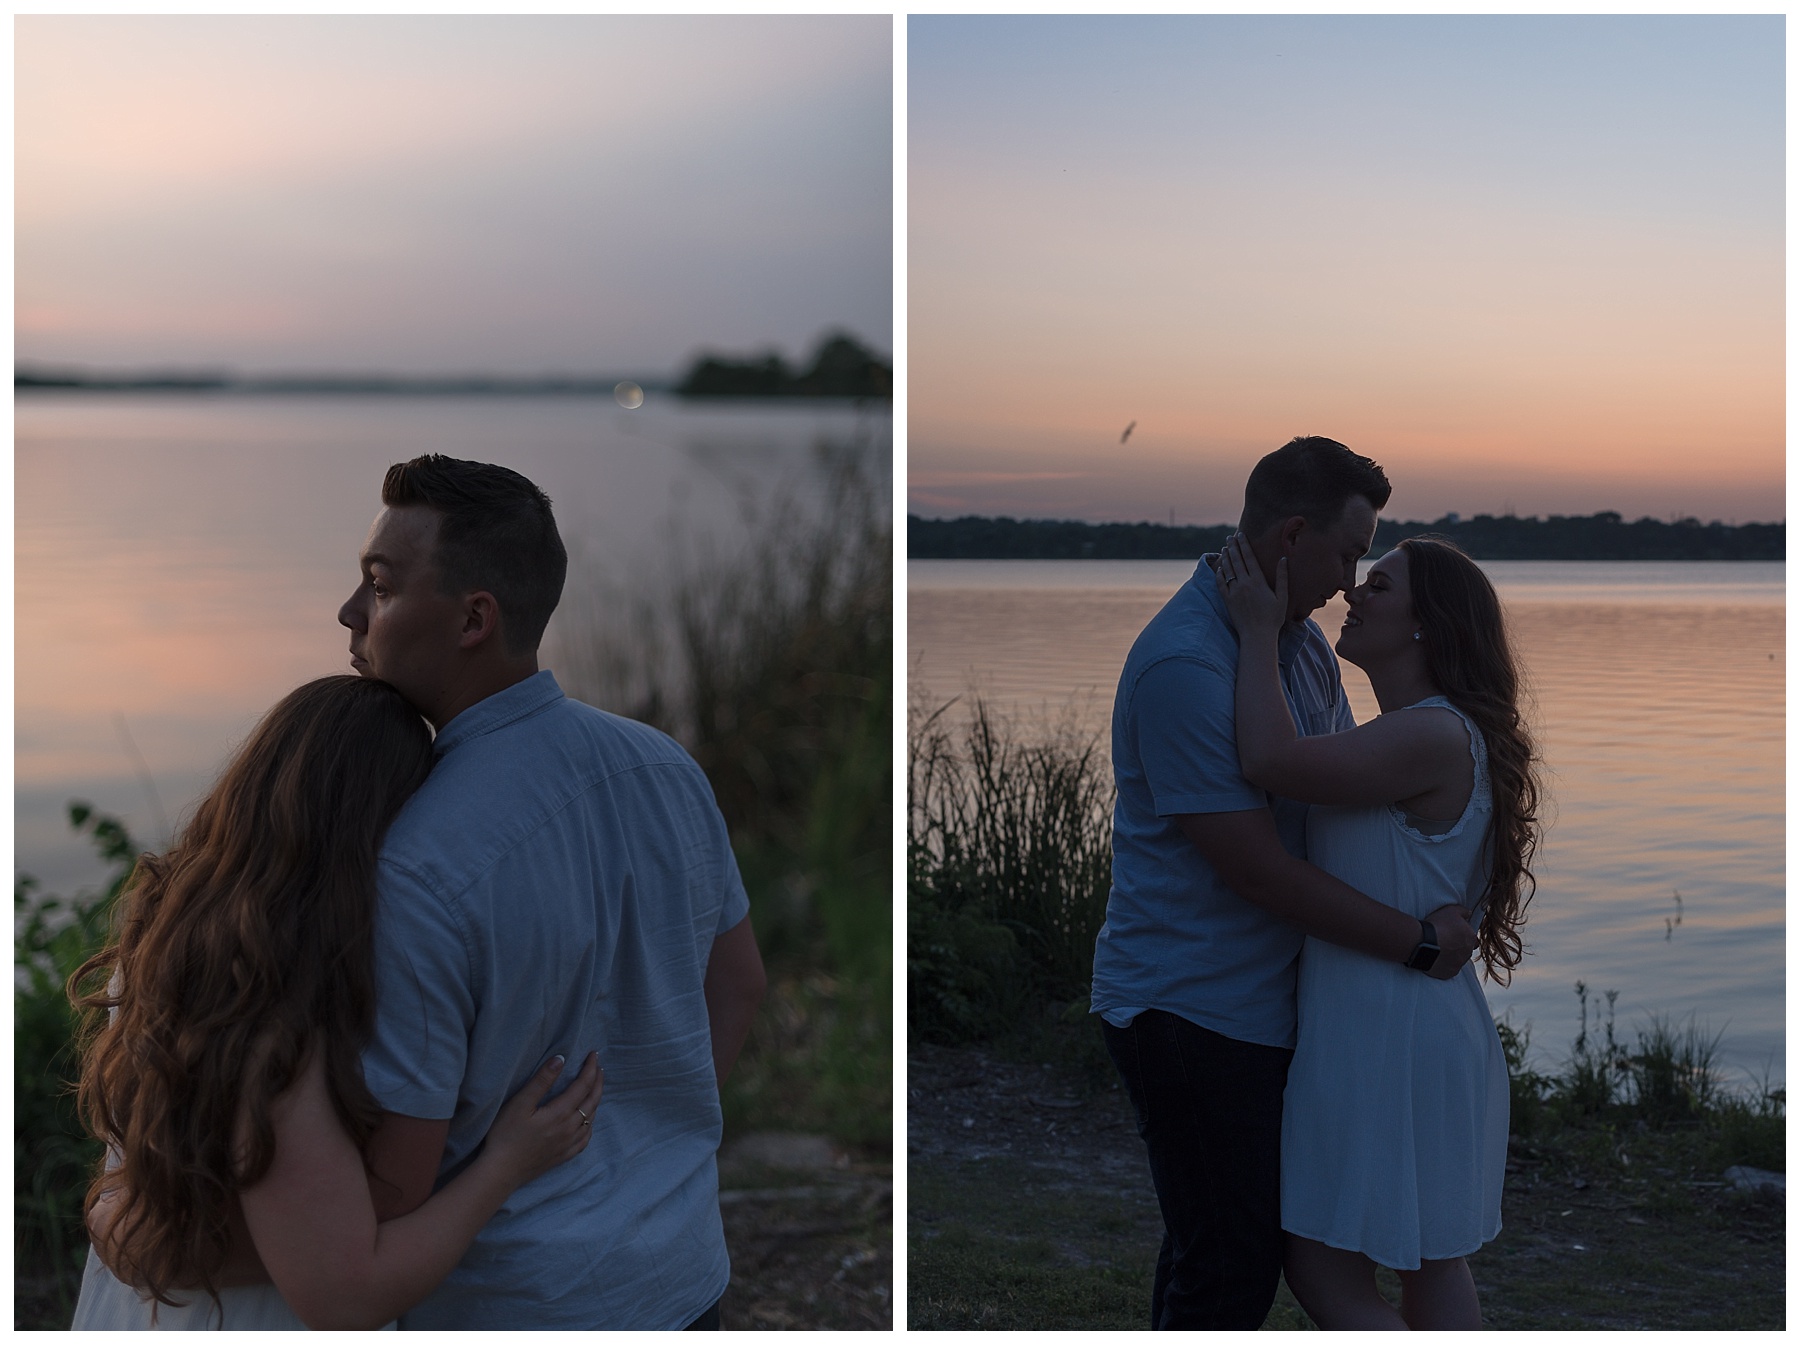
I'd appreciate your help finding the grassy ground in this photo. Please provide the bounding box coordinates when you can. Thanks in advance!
[907,1039,1783,1331]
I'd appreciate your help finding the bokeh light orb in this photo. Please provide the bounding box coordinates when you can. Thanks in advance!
[613,380,644,409]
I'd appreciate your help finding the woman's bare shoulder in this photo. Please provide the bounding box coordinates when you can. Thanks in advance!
[1388,702,1474,752]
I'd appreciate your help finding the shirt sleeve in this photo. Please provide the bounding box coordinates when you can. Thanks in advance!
[361,861,474,1121]
[1129,655,1267,817]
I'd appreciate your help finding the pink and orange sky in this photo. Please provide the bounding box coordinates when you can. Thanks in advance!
[17,16,891,377]
[909,16,1783,524]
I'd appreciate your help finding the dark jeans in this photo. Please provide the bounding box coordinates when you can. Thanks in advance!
[1105,1009,1294,1330]
[683,1299,721,1330]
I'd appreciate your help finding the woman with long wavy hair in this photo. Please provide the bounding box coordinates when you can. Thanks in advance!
[66,675,604,1330]
[1215,532,1542,1331]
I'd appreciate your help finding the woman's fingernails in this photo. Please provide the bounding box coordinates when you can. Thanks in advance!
[551,1054,566,1070]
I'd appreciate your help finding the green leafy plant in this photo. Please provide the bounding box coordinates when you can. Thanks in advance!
[1494,1013,1554,1139]
[907,879,1030,1043]
[15,804,141,1326]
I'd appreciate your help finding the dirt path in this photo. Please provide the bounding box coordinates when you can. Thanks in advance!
[908,1042,1153,1208]
[717,1133,893,1330]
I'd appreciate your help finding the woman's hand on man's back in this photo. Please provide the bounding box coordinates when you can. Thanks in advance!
[485,1052,605,1187]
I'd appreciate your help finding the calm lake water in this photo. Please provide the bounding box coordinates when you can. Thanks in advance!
[16,393,888,898]
[910,558,1785,1089]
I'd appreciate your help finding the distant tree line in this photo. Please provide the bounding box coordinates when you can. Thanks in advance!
[14,328,894,402]
[911,516,1233,559]
[675,333,891,400]
[909,512,1783,561]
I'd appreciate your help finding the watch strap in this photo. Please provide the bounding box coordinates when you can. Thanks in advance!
[1405,919,1440,972]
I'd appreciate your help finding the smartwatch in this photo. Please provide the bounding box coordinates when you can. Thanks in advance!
[1405,919,1440,972]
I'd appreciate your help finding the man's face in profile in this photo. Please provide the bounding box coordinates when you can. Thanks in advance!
[1283,495,1379,622]
[338,505,467,711]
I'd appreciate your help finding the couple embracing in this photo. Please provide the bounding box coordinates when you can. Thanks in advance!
[1093,436,1543,1329]
[69,454,766,1329]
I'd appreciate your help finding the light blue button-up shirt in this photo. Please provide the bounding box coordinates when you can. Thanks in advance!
[363,670,749,1329]
[1091,556,1356,1050]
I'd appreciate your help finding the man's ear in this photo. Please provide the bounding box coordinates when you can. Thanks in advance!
[458,591,501,650]
[1276,515,1308,555]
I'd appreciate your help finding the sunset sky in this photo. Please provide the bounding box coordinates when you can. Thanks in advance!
[909,15,1783,525]
[17,16,891,376]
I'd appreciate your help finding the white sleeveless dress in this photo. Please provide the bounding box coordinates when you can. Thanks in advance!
[70,1247,401,1330]
[1280,696,1508,1270]
[70,1247,311,1330]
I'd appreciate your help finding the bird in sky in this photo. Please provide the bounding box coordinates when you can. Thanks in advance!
[1120,420,1136,445]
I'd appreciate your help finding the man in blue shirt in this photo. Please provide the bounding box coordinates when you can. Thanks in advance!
[1091,437,1478,1330]
[337,455,766,1328]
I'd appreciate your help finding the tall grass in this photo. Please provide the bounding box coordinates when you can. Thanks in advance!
[908,694,1113,1043]
[556,437,891,1149]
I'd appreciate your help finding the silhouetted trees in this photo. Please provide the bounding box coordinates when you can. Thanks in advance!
[676,333,891,400]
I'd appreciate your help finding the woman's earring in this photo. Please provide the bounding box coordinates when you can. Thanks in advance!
[1412,631,1424,642]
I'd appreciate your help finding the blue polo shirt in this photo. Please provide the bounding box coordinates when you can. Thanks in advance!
[362,671,748,1329]
[1090,556,1355,1050]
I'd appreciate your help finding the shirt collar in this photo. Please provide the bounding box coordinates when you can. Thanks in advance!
[432,669,566,756]
[1192,554,1314,666]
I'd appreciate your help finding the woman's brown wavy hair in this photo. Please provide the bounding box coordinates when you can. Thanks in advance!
[68,675,433,1309]
[1398,535,1545,985]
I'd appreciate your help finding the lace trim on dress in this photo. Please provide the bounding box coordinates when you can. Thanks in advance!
[1386,695,1491,845]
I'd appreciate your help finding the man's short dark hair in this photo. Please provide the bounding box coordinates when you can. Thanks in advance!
[382,455,567,656]
[1238,436,1391,536]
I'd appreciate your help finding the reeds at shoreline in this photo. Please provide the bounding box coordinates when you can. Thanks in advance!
[908,694,1111,1041]
[556,436,892,1148]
